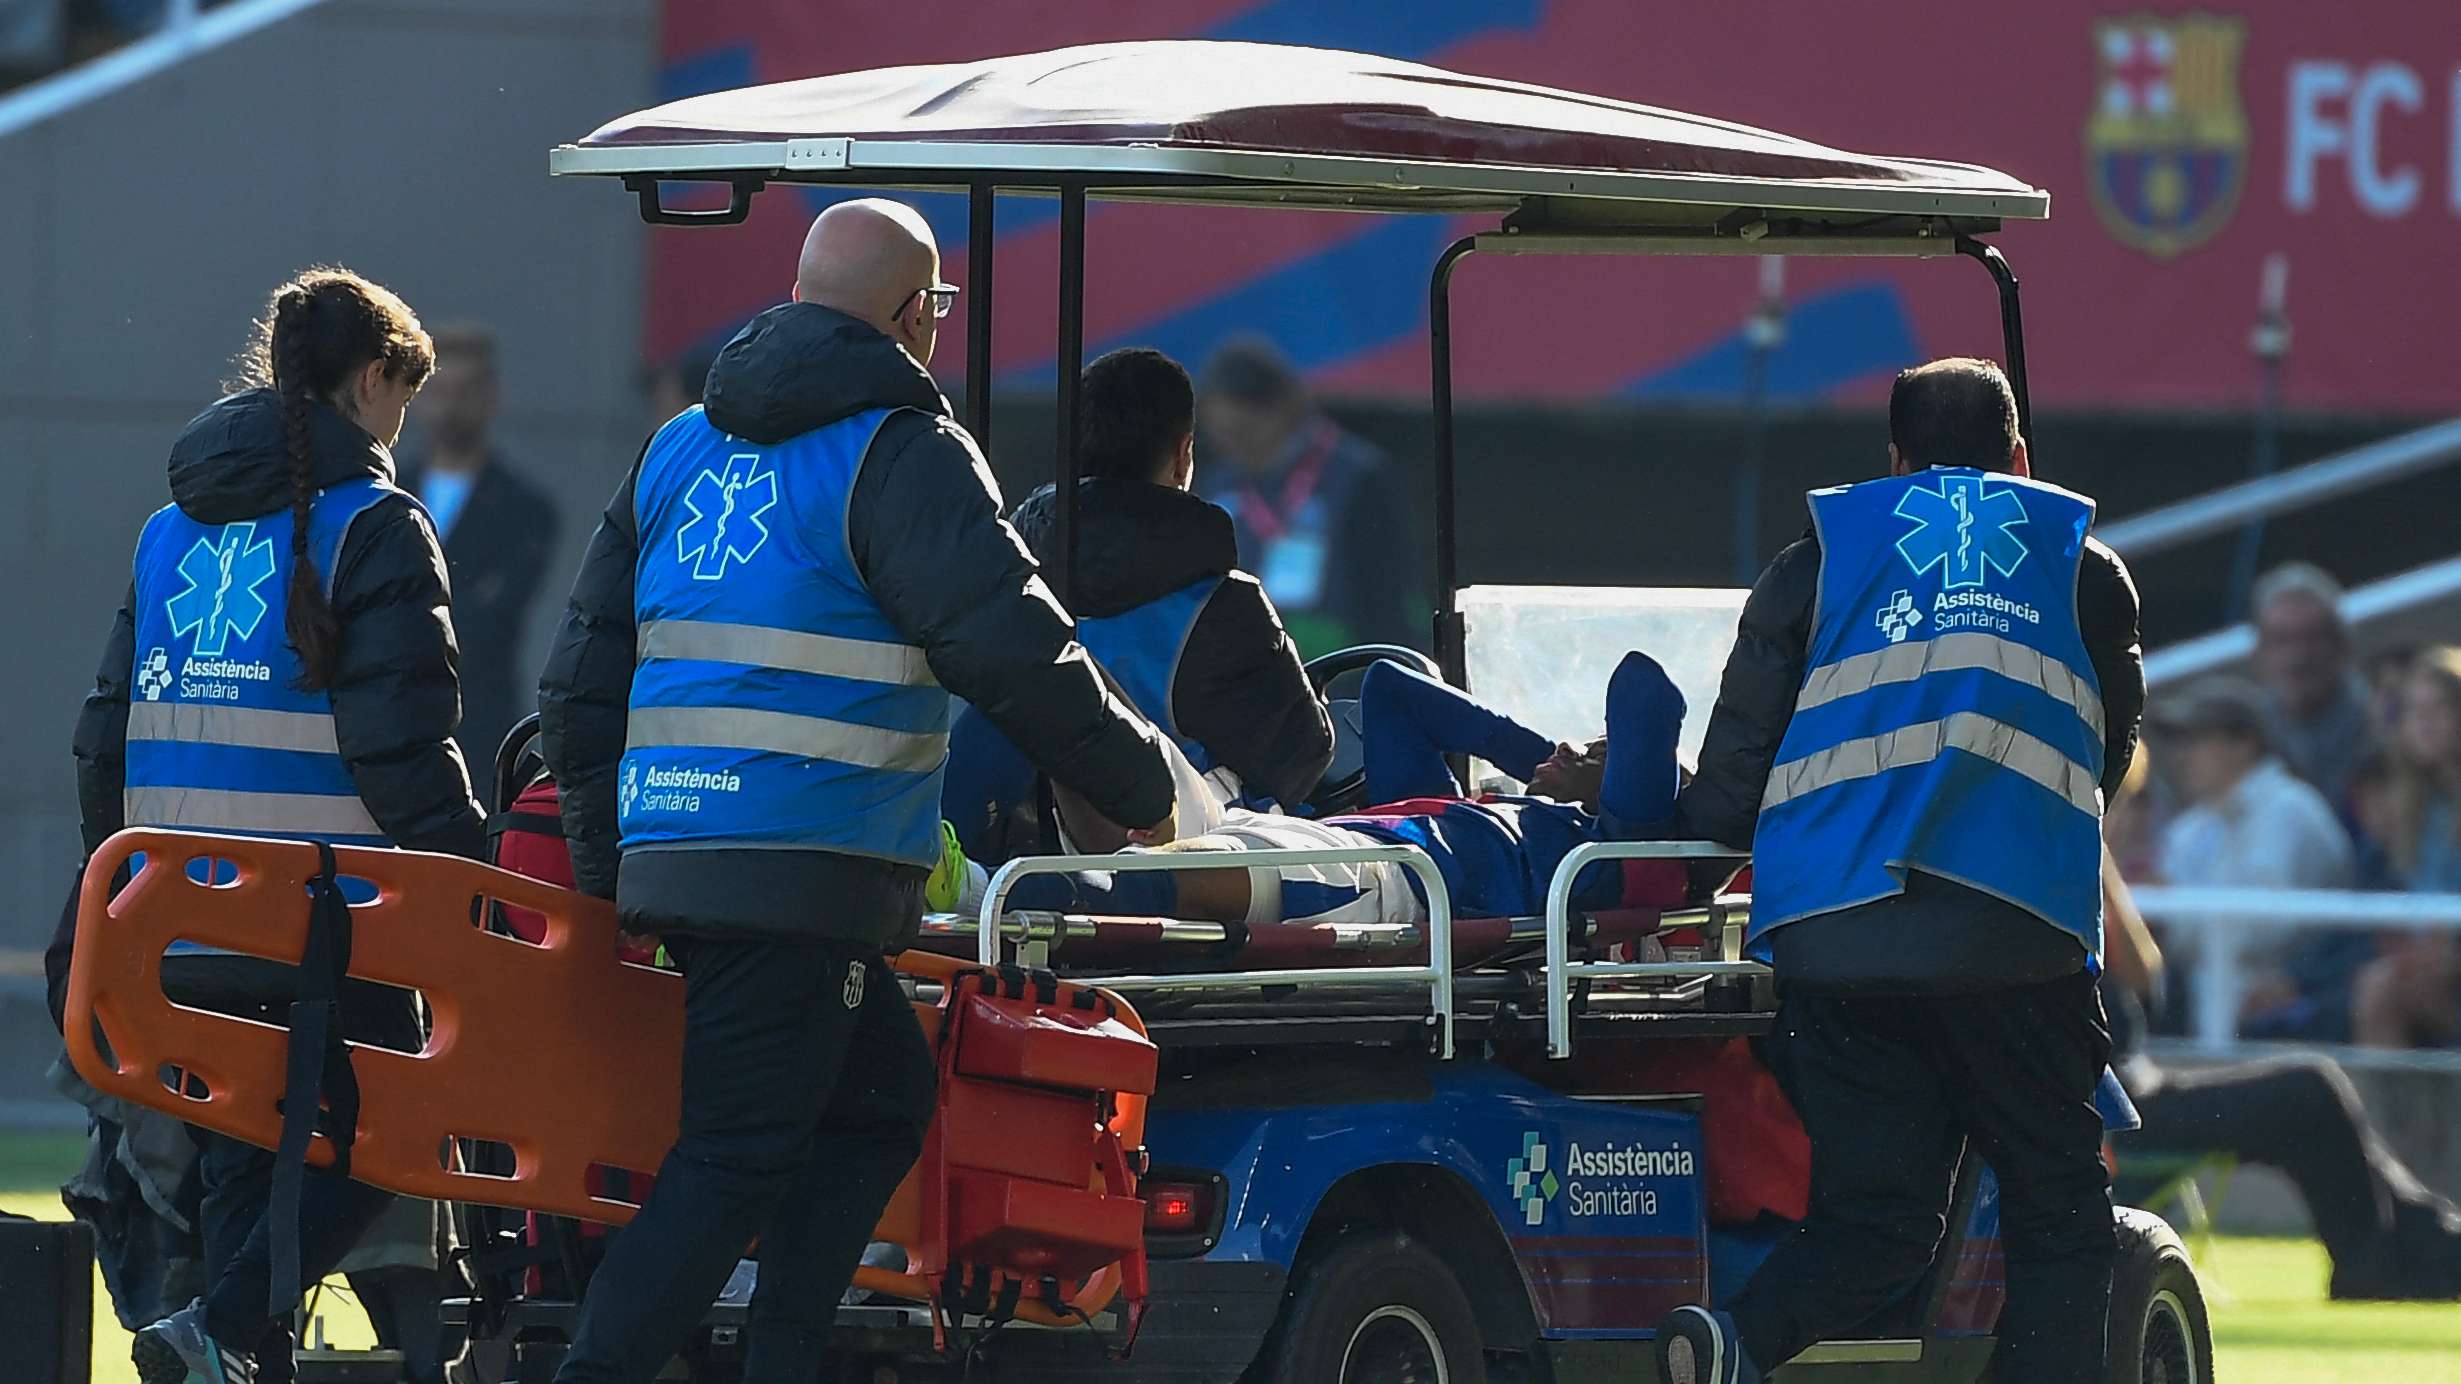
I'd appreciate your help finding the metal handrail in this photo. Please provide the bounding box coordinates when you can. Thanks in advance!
[2143,551,2461,688]
[0,0,329,141]
[979,846,1459,1057]
[2099,416,2461,559]
[2127,885,2461,1052]
[1541,840,1761,1058]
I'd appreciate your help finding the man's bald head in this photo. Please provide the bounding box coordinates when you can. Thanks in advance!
[794,199,942,332]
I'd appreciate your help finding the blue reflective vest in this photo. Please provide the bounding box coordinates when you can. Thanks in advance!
[124,479,395,849]
[621,406,951,868]
[1075,576,1222,775]
[1751,468,2106,960]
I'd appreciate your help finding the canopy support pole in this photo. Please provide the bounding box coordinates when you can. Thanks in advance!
[1053,184,1087,604]
[1956,239,2032,450]
[965,183,996,451]
[1428,234,1478,689]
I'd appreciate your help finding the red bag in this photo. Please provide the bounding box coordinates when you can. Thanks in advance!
[494,778,654,965]
[488,776,655,1276]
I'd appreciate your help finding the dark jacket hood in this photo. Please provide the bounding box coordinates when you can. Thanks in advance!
[702,302,950,445]
[1011,478,1240,619]
[167,389,394,526]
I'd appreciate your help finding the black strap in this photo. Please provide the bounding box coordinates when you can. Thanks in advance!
[268,841,360,1320]
[485,809,564,838]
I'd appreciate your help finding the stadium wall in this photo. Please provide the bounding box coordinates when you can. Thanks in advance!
[0,0,657,1108]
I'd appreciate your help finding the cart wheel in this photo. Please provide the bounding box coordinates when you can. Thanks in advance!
[2105,1206,2212,1384]
[1253,1231,1486,1384]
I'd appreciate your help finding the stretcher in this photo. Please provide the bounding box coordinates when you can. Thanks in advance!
[62,828,1161,1342]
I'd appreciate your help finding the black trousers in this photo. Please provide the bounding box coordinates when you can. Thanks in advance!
[162,956,423,1380]
[555,934,937,1384]
[2121,1054,2461,1298]
[1730,970,2116,1384]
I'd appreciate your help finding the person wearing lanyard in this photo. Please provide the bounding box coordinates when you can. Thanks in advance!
[1651,358,2145,1384]
[1197,337,1419,655]
[74,268,486,1384]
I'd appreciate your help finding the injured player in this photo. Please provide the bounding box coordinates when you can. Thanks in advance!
[1000,651,1689,925]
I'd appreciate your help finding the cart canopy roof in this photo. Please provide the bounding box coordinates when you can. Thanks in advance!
[552,40,2047,234]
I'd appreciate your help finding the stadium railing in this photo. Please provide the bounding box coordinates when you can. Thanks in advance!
[2129,884,2461,1070]
[0,0,320,141]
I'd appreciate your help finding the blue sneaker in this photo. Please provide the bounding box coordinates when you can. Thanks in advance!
[132,1301,256,1384]
[1654,1304,1759,1384]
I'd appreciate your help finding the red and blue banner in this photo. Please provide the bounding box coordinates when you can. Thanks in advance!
[645,2,2458,414]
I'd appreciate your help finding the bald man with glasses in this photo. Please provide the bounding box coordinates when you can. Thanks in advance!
[538,198,1174,1384]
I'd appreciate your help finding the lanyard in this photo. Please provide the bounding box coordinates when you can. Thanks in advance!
[1235,421,1337,545]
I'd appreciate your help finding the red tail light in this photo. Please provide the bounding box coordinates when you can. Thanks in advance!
[1144,1181,1209,1234]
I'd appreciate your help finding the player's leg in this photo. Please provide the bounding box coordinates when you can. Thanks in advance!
[1358,659,1552,802]
[1597,650,1686,837]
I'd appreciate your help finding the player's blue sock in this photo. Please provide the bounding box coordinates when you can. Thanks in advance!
[1599,650,1685,837]
[999,866,1181,916]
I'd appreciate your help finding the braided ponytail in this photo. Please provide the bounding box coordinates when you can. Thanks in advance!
[245,267,435,693]
[274,292,344,689]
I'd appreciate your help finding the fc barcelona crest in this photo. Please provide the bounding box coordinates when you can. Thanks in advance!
[2084,13,2248,258]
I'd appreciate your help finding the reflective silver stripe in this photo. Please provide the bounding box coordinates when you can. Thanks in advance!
[124,787,383,838]
[1797,631,2105,741]
[639,619,936,688]
[125,702,341,755]
[1762,711,2103,818]
[627,706,946,774]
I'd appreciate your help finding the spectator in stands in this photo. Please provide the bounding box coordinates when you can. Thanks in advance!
[2366,644,2422,743]
[1009,347,1333,811]
[400,325,560,776]
[642,345,716,436]
[1,0,64,77]
[2250,562,2373,803]
[2346,749,2410,891]
[2152,676,2358,1037]
[2353,646,2461,1047]
[1197,336,1421,656]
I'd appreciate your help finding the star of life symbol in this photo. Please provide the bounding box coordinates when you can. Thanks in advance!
[1875,590,1924,644]
[676,453,779,581]
[619,762,641,816]
[136,647,174,701]
[1894,475,2030,592]
[1506,1131,1560,1227]
[167,522,277,657]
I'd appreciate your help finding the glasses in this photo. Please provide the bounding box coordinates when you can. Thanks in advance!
[898,284,960,321]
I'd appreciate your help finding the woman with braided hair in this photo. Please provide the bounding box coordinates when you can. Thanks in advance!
[69,267,485,1384]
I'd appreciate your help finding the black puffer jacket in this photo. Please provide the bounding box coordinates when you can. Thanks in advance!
[1676,517,2144,993]
[73,390,487,861]
[1012,478,1334,808]
[539,302,1174,945]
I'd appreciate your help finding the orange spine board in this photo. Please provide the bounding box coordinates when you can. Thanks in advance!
[67,828,681,1222]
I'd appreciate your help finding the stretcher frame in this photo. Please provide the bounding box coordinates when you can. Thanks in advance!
[954,839,1766,1062]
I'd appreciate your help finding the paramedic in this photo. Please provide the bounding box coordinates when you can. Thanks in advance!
[1009,346,1333,809]
[537,198,1176,1384]
[73,269,486,1384]
[1651,358,2144,1384]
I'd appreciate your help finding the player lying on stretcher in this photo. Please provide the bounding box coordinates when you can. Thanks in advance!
[989,652,1692,925]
